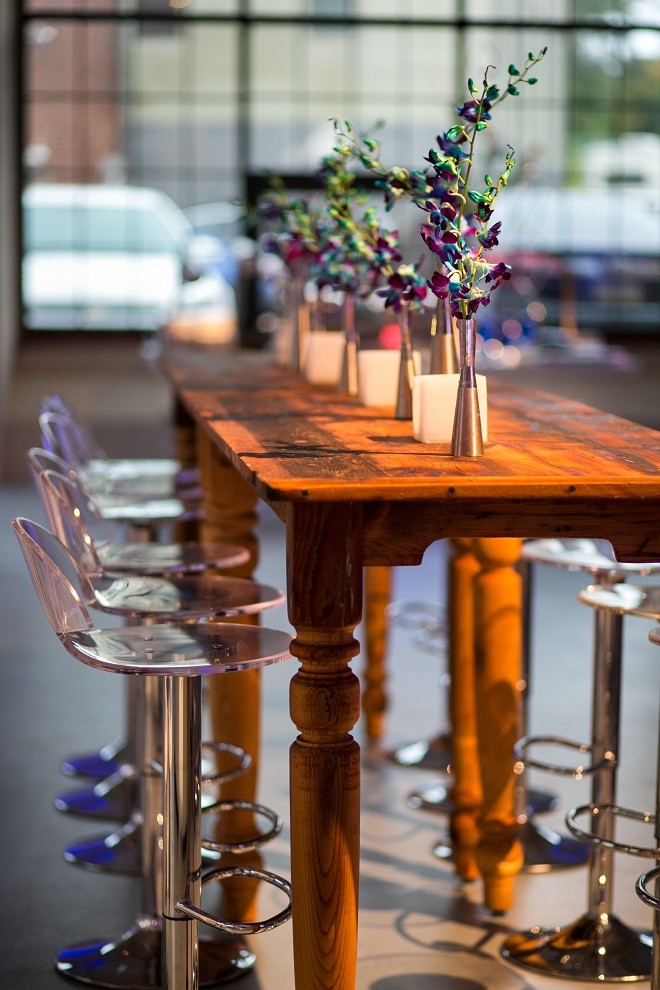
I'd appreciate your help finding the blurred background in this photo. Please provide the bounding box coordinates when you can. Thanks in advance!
[0,0,658,480]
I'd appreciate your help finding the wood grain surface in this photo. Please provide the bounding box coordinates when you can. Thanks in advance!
[167,346,660,562]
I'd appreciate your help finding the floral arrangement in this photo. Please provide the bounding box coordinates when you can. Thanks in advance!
[315,148,428,312]
[258,178,326,275]
[332,48,547,320]
[259,149,428,315]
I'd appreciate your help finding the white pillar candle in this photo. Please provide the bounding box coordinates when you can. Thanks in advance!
[412,373,488,444]
[358,349,422,408]
[303,331,346,386]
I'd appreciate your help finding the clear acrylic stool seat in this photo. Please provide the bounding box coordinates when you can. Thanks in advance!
[39,400,199,501]
[13,516,293,990]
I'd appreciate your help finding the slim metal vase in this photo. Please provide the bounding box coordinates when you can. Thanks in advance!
[450,317,484,456]
[429,298,458,375]
[339,291,359,397]
[288,275,311,372]
[395,306,416,420]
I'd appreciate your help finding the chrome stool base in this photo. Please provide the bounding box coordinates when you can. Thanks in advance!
[407,780,453,814]
[61,738,128,779]
[54,770,136,820]
[407,781,558,818]
[64,823,224,875]
[63,819,141,875]
[63,787,233,875]
[431,819,589,872]
[55,918,256,988]
[516,819,590,873]
[501,912,652,982]
[388,731,452,771]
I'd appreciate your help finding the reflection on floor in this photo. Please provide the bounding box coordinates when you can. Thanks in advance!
[1,485,658,990]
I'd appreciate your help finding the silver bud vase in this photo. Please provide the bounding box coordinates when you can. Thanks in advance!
[287,274,310,372]
[339,291,359,396]
[395,306,416,420]
[450,317,484,456]
[429,297,458,375]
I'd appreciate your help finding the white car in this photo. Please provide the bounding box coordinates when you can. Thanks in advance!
[22,183,237,343]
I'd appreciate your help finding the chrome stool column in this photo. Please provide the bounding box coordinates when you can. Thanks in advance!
[502,578,660,982]
[13,517,293,989]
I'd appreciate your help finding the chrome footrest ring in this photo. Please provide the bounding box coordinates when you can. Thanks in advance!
[178,866,292,935]
[201,741,251,785]
[566,802,657,857]
[201,800,282,853]
[636,866,660,910]
[514,733,611,778]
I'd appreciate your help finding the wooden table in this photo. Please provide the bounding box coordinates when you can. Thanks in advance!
[166,345,660,990]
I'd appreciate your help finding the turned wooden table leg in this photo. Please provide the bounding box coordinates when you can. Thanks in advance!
[472,537,524,914]
[287,502,363,990]
[196,427,263,922]
[362,565,392,745]
[447,538,483,881]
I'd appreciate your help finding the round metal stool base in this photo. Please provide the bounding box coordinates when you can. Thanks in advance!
[406,780,454,814]
[387,732,452,771]
[63,820,141,875]
[54,773,136,821]
[431,820,589,873]
[406,782,559,819]
[501,912,652,982]
[526,787,559,815]
[61,739,128,780]
[518,819,590,873]
[55,918,256,988]
[63,821,227,875]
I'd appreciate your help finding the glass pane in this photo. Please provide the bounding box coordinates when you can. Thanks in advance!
[21,2,660,344]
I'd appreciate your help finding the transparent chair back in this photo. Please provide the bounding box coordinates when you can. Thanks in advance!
[40,393,77,421]
[12,518,95,636]
[39,410,105,468]
[41,469,111,575]
[26,447,82,532]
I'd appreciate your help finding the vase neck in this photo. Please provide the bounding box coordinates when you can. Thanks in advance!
[457,318,477,385]
[343,292,356,338]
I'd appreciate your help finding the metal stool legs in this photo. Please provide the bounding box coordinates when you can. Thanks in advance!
[502,602,652,981]
[162,677,291,990]
[56,673,291,989]
[61,677,243,876]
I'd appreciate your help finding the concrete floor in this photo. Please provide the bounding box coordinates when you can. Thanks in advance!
[1,332,659,988]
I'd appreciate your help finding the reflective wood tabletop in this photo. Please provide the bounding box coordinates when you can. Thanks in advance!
[166,345,660,990]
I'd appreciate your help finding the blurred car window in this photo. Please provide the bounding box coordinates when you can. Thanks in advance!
[22,184,237,344]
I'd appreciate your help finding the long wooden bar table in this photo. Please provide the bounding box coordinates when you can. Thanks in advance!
[166,345,660,990]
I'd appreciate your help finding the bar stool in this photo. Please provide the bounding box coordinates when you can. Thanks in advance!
[502,577,660,981]
[635,625,660,990]
[28,452,249,581]
[13,516,292,989]
[28,451,251,827]
[39,397,200,499]
[37,417,199,528]
[21,511,284,870]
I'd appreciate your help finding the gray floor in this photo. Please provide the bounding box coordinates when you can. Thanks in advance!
[1,334,659,989]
